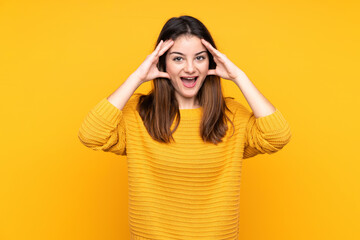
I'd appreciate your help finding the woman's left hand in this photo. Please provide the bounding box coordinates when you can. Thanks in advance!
[201,39,244,82]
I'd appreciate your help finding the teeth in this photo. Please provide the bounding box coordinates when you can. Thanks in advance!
[182,77,196,80]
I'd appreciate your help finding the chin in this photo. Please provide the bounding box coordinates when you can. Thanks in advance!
[180,91,199,99]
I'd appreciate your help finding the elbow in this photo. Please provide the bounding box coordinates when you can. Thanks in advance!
[269,126,292,153]
[78,130,96,149]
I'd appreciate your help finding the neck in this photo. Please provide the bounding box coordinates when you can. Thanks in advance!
[176,96,200,109]
[179,104,201,109]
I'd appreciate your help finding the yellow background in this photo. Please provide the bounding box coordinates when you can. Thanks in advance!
[1,0,359,239]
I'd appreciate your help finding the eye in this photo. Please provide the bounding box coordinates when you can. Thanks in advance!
[196,56,206,61]
[173,56,183,62]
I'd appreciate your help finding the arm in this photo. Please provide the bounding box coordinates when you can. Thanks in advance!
[233,73,291,159]
[77,73,143,156]
[107,73,143,111]
[233,71,276,118]
[78,39,174,155]
[243,108,292,159]
[201,39,291,158]
[78,98,127,155]
[201,38,276,118]
[108,39,174,110]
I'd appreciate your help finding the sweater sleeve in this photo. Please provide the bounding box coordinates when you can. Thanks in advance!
[78,98,126,156]
[243,108,292,159]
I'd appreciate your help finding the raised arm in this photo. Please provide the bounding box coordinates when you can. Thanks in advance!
[201,38,291,159]
[243,108,292,159]
[78,39,175,155]
[107,39,174,110]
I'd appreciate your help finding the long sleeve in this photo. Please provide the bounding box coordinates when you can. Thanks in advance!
[243,108,292,159]
[78,98,126,155]
[84,96,290,239]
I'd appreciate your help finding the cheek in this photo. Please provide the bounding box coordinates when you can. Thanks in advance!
[165,62,179,75]
[200,61,209,73]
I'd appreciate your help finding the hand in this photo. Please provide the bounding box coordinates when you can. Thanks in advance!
[201,39,244,81]
[133,39,174,83]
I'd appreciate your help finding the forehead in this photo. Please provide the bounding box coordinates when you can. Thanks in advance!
[169,35,206,54]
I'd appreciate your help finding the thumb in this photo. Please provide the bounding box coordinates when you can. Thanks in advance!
[158,72,170,79]
[207,69,217,76]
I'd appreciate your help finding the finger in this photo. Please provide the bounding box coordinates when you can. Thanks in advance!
[212,55,224,68]
[158,39,174,57]
[152,39,168,58]
[200,39,216,54]
[156,40,164,51]
[151,40,164,57]
[158,40,174,56]
[207,69,217,76]
[201,39,222,57]
[158,71,170,79]
[147,40,166,64]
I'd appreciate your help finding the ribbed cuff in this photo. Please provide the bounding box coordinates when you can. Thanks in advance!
[255,108,289,133]
[92,98,123,125]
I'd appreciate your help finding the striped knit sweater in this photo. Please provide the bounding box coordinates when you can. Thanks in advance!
[78,93,292,240]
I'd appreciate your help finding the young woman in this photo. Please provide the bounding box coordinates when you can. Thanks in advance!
[78,15,291,240]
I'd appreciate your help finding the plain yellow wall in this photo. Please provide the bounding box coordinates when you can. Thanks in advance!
[1,0,359,239]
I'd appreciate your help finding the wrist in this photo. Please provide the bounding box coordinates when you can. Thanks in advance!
[233,71,248,83]
[129,72,145,87]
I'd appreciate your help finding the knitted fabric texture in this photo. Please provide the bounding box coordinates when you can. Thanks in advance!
[78,94,292,240]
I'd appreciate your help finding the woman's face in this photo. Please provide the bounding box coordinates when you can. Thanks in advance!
[165,35,209,108]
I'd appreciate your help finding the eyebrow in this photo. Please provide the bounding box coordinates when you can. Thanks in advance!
[169,50,207,56]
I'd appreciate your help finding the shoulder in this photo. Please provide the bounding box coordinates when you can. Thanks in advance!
[122,93,142,113]
[224,97,252,117]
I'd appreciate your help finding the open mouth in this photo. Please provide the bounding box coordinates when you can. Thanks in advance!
[180,76,198,88]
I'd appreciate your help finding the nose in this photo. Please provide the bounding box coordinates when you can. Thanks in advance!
[184,60,195,74]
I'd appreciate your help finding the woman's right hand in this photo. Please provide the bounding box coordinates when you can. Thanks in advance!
[133,39,174,83]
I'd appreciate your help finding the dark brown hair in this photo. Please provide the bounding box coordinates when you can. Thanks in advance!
[137,15,234,144]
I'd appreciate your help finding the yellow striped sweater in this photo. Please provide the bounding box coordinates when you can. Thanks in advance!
[78,94,292,240]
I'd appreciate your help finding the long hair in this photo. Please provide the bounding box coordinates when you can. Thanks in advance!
[137,15,234,144]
